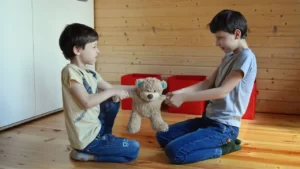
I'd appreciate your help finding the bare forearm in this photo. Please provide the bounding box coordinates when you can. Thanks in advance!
[113,85,136,92]
[174,80,213,94]
[97,80,136,92]
[183,87,227,102]
[84,90,116,109]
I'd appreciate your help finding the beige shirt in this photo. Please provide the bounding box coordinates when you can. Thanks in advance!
[61,64,103,150]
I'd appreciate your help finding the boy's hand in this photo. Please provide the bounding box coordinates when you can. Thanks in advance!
[164,92,174,105]
[169,93,186,107]
[117,90,130,100]
[110,88,130,100]
[166,92,174,98]
[165,92,185,107]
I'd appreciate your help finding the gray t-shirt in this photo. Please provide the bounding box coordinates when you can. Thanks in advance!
[205,48,257,128]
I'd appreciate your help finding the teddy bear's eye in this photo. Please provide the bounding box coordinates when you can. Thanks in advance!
[154,90,156,92]
[147,89,151,92]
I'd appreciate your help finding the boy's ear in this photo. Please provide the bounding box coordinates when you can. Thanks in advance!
[161,80,167,89]
[135,79,144,87]
[73,46,81,56]
[234,29,242,39]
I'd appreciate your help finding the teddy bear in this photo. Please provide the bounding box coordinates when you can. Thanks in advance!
[123,77,169,134]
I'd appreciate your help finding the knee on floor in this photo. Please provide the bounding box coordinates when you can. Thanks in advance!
[155,132,168,148]
[125,140,140,160]
[101,99,120,113]
[164,144,185,164]
[110,102,120,113]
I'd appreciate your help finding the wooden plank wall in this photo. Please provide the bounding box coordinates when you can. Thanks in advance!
[94,0,300,115]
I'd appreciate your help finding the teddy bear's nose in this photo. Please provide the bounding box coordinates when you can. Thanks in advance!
[147,94,153,99]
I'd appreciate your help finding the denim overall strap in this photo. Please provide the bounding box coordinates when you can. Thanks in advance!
[78,69,98,94]
[73,70,98,124]
[78,69,106,136]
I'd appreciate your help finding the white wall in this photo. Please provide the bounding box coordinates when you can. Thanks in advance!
[0,0,95,129]
[32,0,95,116]
[0,0,36,127]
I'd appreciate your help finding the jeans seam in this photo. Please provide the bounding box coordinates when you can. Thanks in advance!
[85,137,138,153]
[173,131,219,161]
[214,147,221,158]
[173,127,233,161]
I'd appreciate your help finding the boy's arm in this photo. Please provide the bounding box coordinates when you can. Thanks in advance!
[169,52,253,108]
[175,52,252,105]
[173,68,218,94]
[97,79,136,92]
[181,70,243,102]
[70,80,127,109]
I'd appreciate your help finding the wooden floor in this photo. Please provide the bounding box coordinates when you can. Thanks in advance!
[1,111,300,169]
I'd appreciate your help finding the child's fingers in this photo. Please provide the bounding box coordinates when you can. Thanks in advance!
[164,98,170,103]
[166,92,173,97]
[119,91,130,100]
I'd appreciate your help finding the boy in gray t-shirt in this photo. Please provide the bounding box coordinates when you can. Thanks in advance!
[156,9,257,164]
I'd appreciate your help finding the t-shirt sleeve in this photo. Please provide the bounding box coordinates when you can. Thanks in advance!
[62,67,83,88]
[232,53,253,78]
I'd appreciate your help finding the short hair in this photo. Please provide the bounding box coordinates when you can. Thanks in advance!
[209,9,248,39]
[59,23,98,60]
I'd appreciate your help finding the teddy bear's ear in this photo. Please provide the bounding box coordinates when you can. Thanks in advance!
[136,79,144,87]
[161,80,167,89]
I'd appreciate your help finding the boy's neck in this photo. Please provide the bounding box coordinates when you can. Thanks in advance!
[70,58,86,69]
[233,39,249,54]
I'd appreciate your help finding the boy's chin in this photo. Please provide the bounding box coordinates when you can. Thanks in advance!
[88,59,97,65]
[221,48,228,53]
[85,61,96,66]
[221,48,233,54]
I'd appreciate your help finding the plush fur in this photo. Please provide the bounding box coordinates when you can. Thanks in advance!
[126,77,169,133]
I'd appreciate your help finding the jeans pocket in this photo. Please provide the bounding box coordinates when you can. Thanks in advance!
[231,127,239,139]
[218,123,228,134]
[219,126,238,145]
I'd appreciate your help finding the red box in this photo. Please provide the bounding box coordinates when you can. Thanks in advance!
[167,75,207,115]
[120,73,162,110]
[242,80,259,120]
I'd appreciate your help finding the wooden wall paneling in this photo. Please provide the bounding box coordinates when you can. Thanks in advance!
[95,0,300,115]
[95,0,300,9]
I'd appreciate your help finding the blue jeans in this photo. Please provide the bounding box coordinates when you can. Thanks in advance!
[156,116,239,164]
[79,98,140,163]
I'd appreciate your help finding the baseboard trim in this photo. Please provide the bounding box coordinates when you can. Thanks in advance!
[0,108,63,131]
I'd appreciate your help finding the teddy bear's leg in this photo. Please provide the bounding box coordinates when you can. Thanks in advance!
[150,113,169,132]
[127,111,142,134]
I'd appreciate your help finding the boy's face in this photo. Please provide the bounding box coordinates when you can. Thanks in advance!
[214,30,240,54]
[79,41,100,65]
